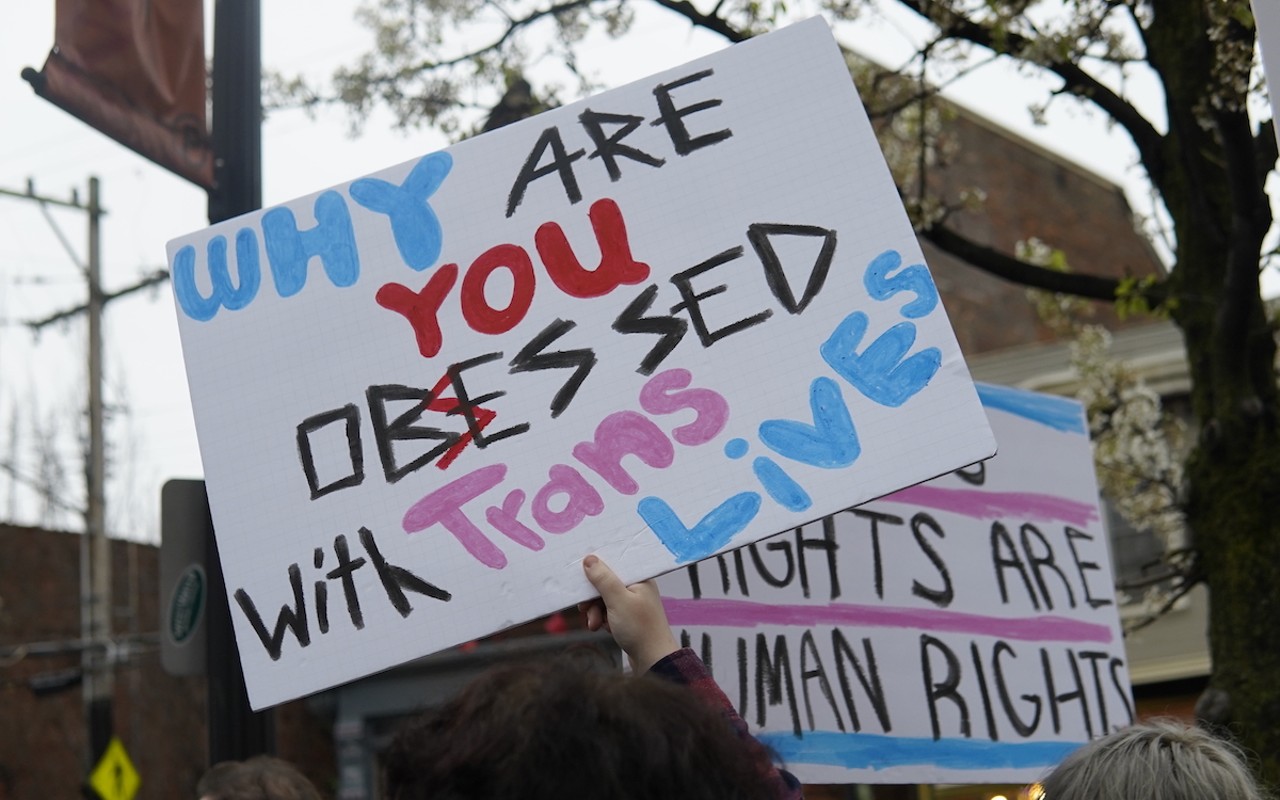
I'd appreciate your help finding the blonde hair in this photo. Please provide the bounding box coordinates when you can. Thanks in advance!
[1040,719,1268,800]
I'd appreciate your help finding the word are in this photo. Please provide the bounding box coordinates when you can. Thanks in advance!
[233,526,452,660]
[505,68,733,217]
[173,152,453,321]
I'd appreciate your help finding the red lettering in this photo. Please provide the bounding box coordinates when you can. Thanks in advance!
[376,262,459,358]
[460,244,536,335]
[536,198,651,298]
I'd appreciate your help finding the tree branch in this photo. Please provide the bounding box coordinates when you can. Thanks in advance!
[921,223,1127,302]
[895,1,1167,195]
[648,0,749,42]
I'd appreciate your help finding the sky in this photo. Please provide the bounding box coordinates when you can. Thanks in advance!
[0,1,1221,541]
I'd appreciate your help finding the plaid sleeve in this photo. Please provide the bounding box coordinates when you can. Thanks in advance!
[647,648,804,799]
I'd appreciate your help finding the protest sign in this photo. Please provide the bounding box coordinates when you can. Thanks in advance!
[657,384,1131,784]
[166,18,995,709]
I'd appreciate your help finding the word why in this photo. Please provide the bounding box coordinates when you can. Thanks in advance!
[173,153,453,321]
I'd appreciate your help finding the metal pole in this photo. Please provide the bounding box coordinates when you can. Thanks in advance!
[85,175,112,760]
[206,0,273,764]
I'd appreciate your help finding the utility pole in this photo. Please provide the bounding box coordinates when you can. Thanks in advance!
[84,176,111,759]
[0,177,167,765]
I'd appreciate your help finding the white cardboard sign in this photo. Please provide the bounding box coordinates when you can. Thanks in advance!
[167,18,996,709]
[658,384,1132,785]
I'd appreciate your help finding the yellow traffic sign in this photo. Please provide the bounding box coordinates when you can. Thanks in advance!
[88,737,140,800]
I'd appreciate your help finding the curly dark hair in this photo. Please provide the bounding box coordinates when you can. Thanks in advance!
[384,653,779,800]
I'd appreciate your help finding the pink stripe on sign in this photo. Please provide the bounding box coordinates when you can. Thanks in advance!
[881,485,1099,527]
[663,598,1113,644]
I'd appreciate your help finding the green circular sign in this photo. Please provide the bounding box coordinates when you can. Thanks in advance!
[167,564,206,645]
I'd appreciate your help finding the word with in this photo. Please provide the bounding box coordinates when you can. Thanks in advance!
[922,634,1133,742]
[173,153,453,321]
[400,368,728,569]
[505,68,733,217]
[233,526,451,660]
[677,627,892,739]
[630,248,945,563]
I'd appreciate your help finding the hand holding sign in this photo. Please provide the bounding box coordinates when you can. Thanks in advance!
[580,554,680,673]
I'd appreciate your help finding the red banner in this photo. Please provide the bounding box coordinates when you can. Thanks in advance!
[23,0,213,189]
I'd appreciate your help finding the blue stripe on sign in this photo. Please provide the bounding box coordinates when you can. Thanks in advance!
[976,383,1086,435]
[760,731,1083,770]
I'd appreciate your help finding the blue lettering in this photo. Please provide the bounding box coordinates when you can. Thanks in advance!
[758,377,860,468]
[753,457,812,511]
[821,312,941,408]
[639,492,761,563]
[262,190,360,298]
[863,250,939,319]
[172,229,262,322]
[350,152,452,271]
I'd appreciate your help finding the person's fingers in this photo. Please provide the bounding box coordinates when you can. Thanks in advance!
[583,554,629,605]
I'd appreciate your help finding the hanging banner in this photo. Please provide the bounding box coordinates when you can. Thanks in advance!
[23,0,213,188]
[167,18,996,709]
[658,384,1131,784]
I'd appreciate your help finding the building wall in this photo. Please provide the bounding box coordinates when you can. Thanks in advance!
[0,524,333,799]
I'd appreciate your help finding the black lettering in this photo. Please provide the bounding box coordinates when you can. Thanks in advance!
[579,108,665,179]
[684,563,703,599]
[848,508,903,600]
[508,318,597,418]
[920,634,969,740]
[1110,657,1135,725]
[366,384,459,483]
[670,246,772,346]
[612,283,688,375]
[1076,650,1112,732]
[991,522,1039,609]
[911,512,953,607]
[755,633,801,736]
[1043,647,1091,736]
[1065,526,1114,608]
[799,630,845,732]
[796,518,841,600]
[359,526,452,616]
[313,547,329,635]
[993,640,1041,737]
[749,538,796,589]
[327,533,368,629]
[296,404,364,500]
[651,69,733,155]
[746,223,837,314]
[448,352,530,446]
[234,564,310,661]
[969,642,999,741]
[953,461,986,485]
[1021,523,1075,610]
[832,630,891,732]
[506,126,587,217]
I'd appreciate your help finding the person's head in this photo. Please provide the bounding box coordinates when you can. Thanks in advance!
[196,755,321,800]
[384,652,777,800]
[1040,718,1267,800]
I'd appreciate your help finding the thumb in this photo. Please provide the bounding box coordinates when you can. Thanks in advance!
[583,554,628,603]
